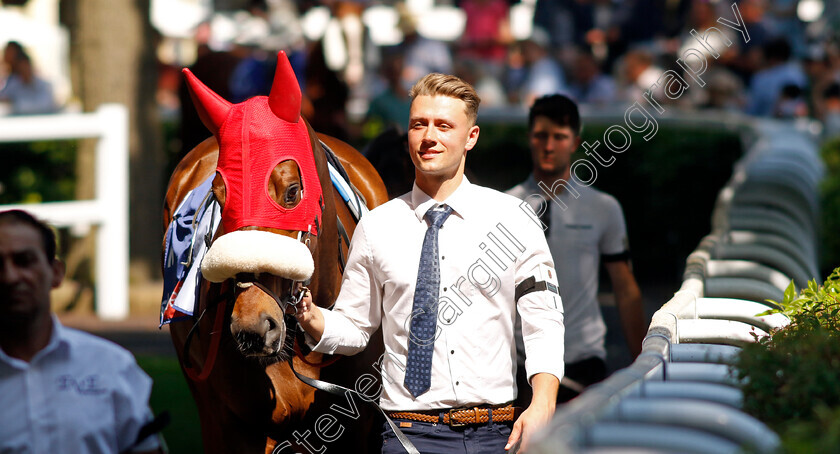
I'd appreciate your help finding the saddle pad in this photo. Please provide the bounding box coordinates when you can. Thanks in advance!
[160,174,220,326]
[321,140,368,223]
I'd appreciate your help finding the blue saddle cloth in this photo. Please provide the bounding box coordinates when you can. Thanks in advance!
[160,175,218,326]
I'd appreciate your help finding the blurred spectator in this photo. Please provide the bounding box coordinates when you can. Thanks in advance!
[0,209,163,454]
[1,41,24,79]
[365,49,411,134]
[362,126,413,199]
[326,1,366,89]
[822,82,840,138]
[504,39,528,104]
[610,0,691,53]
[455,57,507,107]
[676,0,739,63]
[727,0,776,83]
[0,44,57,116]
[765,0,806,57]
[178,22,242,157]
[457,0,511,79]
[262,0,306,59]
[737,0,775,54]
[673,1,744,111]
[773,83,808,118]
[229,47,276,103]
[305,37,350,141]
[617,48,664,106]
[801,44,834,119]
[228,5,276,103]
[534,0,596,51]
[697,66,745,112]
[515,29,568,107]
[745,37,807,116]
[397,7,453,92]
[567,47,618,106]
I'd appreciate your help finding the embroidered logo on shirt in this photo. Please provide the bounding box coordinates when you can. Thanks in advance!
[57,374,106,395]
[564,224,593,230]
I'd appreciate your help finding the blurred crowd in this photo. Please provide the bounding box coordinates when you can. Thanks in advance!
[5,0,840,142]
[173,0,835,147]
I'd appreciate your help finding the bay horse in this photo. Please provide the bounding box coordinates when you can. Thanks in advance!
[162,51,388,453]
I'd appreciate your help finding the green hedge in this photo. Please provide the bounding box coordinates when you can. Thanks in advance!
[468,122,743,284]
[820,138,840,276]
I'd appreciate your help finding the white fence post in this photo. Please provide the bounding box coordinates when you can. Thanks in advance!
[0,104,130,320]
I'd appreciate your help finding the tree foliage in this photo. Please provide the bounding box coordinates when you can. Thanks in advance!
[735,267,840,452]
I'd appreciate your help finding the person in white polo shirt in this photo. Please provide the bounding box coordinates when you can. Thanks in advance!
[0,209,163,454]
[508,94,645,404]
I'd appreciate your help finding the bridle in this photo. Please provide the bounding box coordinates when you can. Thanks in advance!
[181,227,321,381]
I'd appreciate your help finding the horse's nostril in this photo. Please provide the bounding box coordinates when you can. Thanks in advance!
[266,316,277,332]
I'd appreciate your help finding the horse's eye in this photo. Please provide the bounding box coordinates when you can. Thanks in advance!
[284,183,300,205]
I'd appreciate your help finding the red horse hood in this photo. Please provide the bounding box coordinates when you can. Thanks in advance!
[182,51,323,236]
[182,51,322,283]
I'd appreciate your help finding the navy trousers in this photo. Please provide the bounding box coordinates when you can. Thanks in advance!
[382,420,512,454]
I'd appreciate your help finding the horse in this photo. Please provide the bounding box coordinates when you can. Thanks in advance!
[162,51,389,453]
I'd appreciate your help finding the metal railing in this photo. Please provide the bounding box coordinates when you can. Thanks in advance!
[530,115,824,453]
[0,104,129,319]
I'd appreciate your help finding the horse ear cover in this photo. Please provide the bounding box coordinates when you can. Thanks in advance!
[183,51,322,282]
[182,68,231,136]
[182,51,323,237]
[268,50,301,123]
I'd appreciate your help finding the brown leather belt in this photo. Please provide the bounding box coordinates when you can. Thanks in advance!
[388,404,515,427]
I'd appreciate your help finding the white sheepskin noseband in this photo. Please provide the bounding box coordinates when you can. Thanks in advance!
[200,230,314,283]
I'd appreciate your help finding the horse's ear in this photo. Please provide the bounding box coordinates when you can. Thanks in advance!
[182,68,232,136]
[268,50,301,123]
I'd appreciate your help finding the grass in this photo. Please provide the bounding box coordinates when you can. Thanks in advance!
[136,355,203,453]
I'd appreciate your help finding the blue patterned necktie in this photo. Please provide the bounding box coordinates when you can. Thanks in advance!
[404,204,453,397]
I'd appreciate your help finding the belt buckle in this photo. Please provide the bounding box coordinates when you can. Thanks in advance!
[447,407,480,428]
[447,408,468,428]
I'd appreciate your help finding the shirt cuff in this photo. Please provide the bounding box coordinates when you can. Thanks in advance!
[524,358,565,386]
[308,309,344,355]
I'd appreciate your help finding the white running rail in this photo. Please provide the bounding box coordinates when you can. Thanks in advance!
[0,104,129,320]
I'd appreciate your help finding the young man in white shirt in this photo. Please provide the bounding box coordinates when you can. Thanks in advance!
[297,73,564,453]
[0,209,163,454]
[508,94,645,404]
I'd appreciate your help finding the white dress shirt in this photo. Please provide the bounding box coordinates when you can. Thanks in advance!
[0,317,160,454]
[312,177,564,411]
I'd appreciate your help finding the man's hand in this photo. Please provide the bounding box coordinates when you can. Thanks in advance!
[506,373,558,452]
[295,288,326,342]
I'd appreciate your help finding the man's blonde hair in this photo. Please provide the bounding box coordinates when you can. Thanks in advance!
[409,73,481,124]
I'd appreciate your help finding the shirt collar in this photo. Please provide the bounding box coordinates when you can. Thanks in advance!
[527,173,582,200]
[411,176,473,222]
[0,315,68,368]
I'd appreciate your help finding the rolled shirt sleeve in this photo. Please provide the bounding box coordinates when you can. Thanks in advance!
[515,219,565,384]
